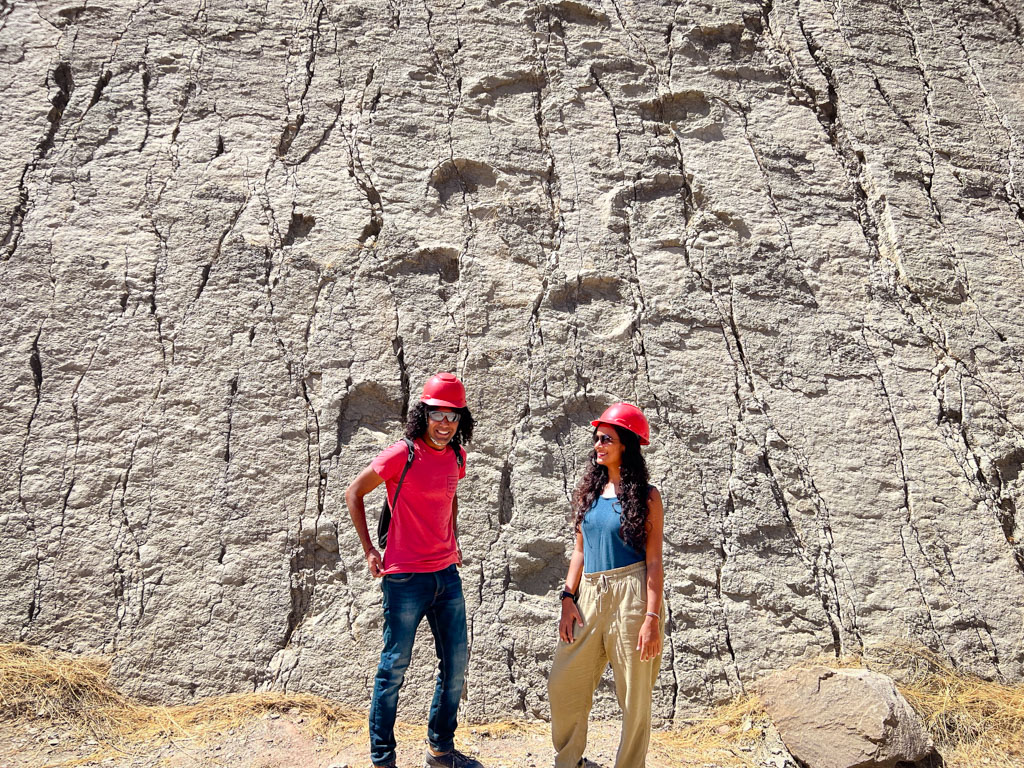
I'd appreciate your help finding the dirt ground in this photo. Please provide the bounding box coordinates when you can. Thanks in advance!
[0,712,785,768]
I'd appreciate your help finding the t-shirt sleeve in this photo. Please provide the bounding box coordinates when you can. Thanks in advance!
[372,441,410,481]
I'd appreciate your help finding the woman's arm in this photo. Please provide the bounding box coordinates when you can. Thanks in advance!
[558,531,586,642]
[345,465,386,577]
[637,487,664,661]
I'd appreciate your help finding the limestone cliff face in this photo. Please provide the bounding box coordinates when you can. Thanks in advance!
[2,0,1023,722]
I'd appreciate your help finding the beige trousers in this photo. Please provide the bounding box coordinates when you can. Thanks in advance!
[548,561,663,768]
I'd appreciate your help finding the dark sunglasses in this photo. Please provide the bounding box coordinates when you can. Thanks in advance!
[595,433,616,445]
[428,410,461,423]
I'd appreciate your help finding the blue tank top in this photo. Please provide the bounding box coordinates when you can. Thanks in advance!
[581,495,645,574]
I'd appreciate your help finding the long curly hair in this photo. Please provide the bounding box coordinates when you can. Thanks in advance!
[405,401,474,452]
[572,424,651,553]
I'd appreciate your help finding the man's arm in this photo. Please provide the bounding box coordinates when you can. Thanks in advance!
[452,493,462,565]
[346,465,386,577]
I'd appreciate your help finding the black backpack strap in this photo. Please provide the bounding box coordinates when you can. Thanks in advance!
[377,438,416,550]
[454,443,464,469]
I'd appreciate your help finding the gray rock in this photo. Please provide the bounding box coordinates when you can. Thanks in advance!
[759,666,933,768]
[1,0,1023,723]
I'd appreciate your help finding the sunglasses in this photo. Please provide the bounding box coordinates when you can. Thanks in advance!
[595,433,616,445]
[428,410,461,423]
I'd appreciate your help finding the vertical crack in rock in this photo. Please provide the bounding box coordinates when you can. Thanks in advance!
[929,360,1010,667]
[497,399,530,530]
[57,348,95,574]
[107,346,170,641]
[377,268,410,420]
[139,52,152,152]
[589,66,621,156]
[87,70,113,114]
[790,0,882,263]
[690,232,852,662]
[719,458,741,685]
[864,331,952,660]
[591,64,654,402]
[422,0,463,122]
[935,366,1024,587]
[111,416,149,642]
[759,446,842,657]
[523,6,560,241]
[3,61,73,260]
[119,247,131,315]
[664,0,681,84]
[224,375,238,463]
[278,0,325,157]
[422,0,464,210]
[293,249,348,675]
[343,96,384,245]
[194,201,245,304]
[20,325,46,627]
[607,0,657,76]
[393,334,410,421]
[736,108,817,308]
[950,9,1024,237]
[278,370,329,684]
[895,1,978,313]
[148,220,169,361]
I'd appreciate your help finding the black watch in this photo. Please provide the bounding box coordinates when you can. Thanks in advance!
[559,589,576,602]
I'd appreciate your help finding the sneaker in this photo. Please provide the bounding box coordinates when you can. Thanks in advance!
[424,747,483,768]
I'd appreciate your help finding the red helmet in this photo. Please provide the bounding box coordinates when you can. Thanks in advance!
[591,402,650,445]
[421,372,467,409]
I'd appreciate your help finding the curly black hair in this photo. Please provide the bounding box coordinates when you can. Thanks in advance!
[572,424,651,553]
[404,401,474,452]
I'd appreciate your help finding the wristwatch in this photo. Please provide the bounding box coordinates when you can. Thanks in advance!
[559,589,576,602]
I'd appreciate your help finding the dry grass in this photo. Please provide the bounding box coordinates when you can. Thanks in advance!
[868,643,1024,768]
[0,642,364,762]
[2,641,1023,768]
[652,694,766,767]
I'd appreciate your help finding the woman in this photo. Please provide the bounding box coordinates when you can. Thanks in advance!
[548,403,664,768]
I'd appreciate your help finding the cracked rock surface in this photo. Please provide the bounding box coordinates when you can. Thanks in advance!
[1,0,1023,722]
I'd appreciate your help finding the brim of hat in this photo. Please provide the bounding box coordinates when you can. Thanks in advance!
[590,419,650,445]
[423,397,466,409]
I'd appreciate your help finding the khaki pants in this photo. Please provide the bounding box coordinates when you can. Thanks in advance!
[548,561,663,768]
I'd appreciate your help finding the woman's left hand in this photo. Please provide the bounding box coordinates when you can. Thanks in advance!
[636,615,661,661]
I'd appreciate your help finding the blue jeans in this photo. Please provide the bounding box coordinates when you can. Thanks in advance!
[369,564,467,767]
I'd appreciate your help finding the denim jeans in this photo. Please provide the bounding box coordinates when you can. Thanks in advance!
[369,564,468,767]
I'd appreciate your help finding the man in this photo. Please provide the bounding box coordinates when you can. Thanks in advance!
[346,372,482,768]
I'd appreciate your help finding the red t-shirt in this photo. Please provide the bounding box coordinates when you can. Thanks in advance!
[371,438,467,574]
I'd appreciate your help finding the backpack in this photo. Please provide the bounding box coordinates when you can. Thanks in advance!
[377,438,465,549]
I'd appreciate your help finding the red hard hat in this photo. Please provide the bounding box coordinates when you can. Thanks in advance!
[421,372,467,409]
[591,402,650,445]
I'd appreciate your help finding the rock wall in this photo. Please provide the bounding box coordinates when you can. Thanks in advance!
[2,0,1023,723]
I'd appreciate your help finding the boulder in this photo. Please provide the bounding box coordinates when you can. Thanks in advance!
[759,666,933,768]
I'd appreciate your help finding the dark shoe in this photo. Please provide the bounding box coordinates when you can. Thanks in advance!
[424,748,483,768]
